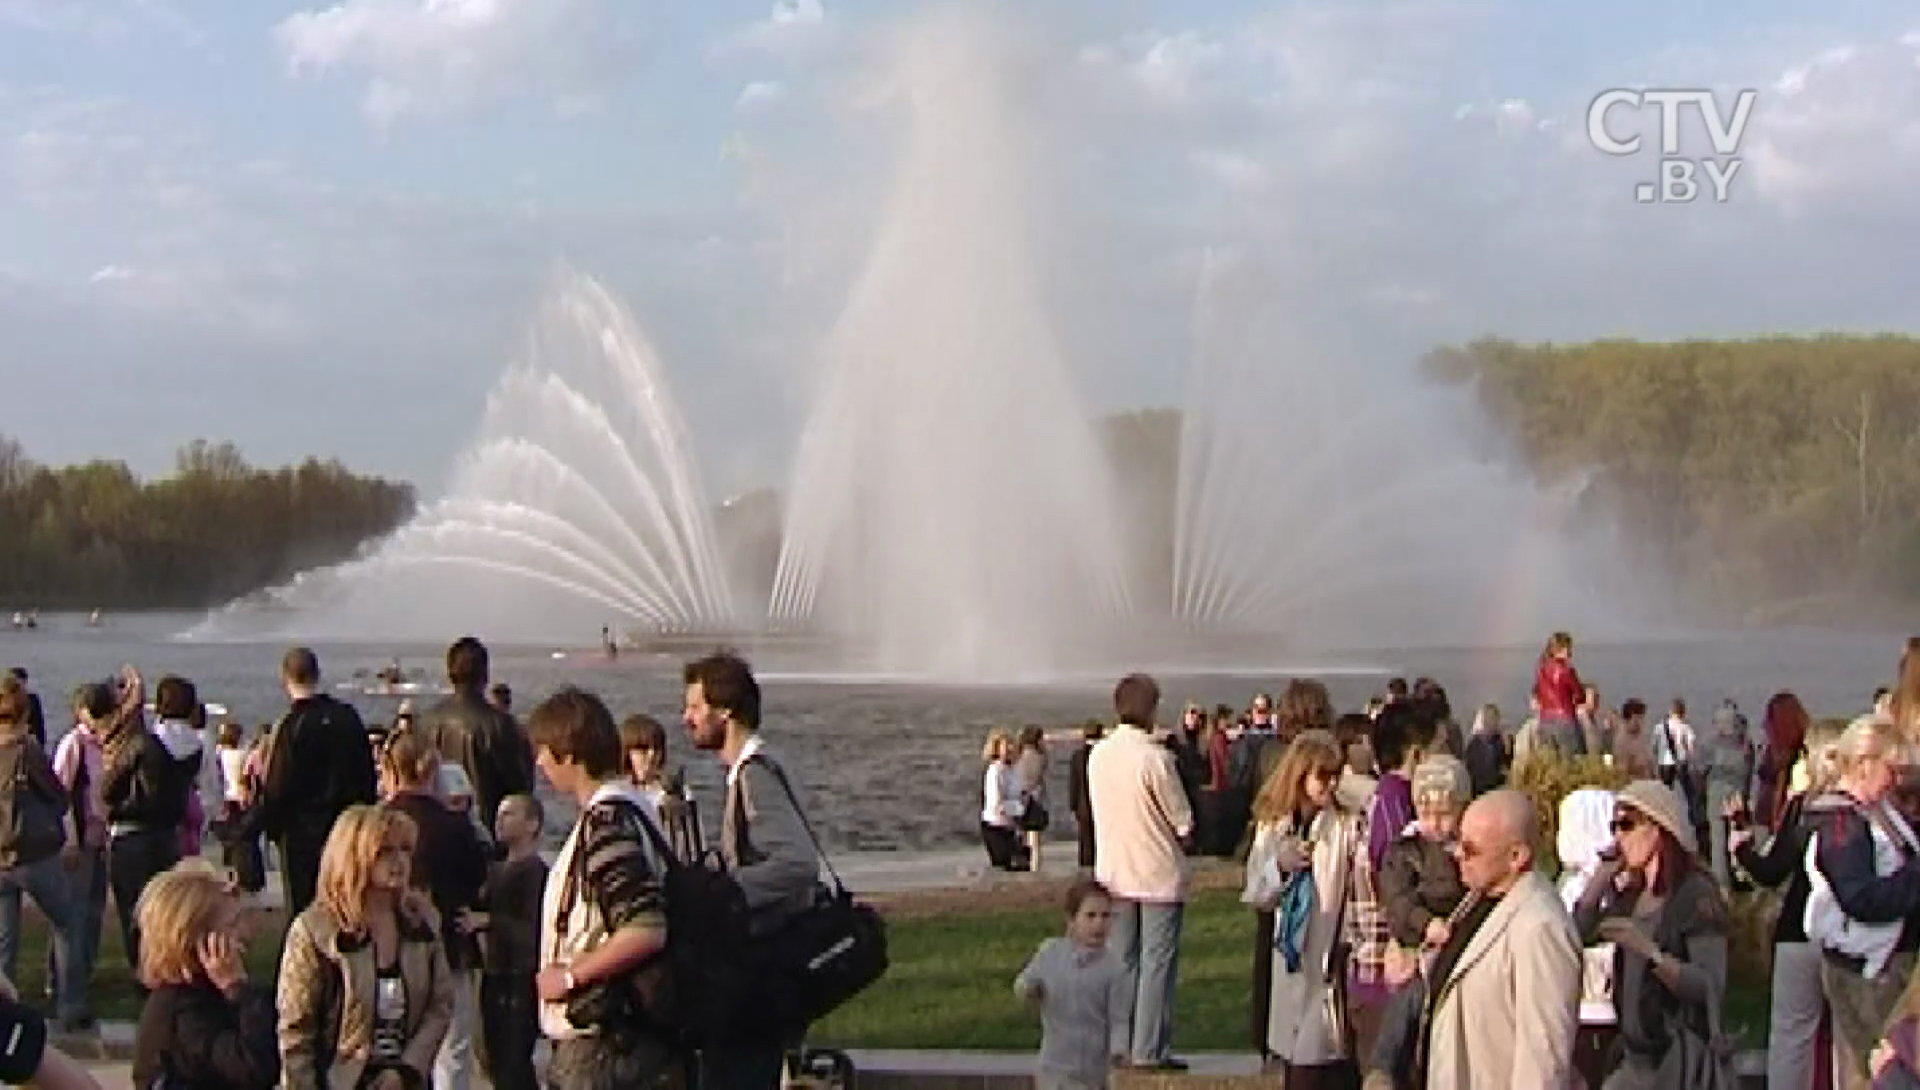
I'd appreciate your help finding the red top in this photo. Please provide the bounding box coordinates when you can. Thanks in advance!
[1533,656,1584,719]
[1205,730,1231,792]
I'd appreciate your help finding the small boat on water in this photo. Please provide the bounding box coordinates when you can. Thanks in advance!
[336,679,453,699]
[337,660,452,699]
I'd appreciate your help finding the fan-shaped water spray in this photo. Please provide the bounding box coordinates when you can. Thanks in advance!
[190,271,737,641]
[1168,252,1630,648]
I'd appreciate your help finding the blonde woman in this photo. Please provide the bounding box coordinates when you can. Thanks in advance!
[1804,716,1920,1089]
[981,730,1027,871]
[1241,730,1361,1087]
[278,804,453,1090]
[130,861,278,1089]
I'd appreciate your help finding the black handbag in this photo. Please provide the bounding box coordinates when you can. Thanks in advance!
[741,760,889,1035]
[1018,797,1050,833]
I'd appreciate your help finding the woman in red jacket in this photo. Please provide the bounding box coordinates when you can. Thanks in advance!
[1532,631,1585,758]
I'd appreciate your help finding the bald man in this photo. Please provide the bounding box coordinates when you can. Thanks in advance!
[1423,790,1582,1090]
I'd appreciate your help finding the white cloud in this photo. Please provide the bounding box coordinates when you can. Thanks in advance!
[1738,38,1920,212]
[767,0,823,28]
[276,0,636,126]
[1494,98,1537,136]
[1124,31,1229,109]
[735,80,787,113]
[722,0,829,58]
[88,263,131,283]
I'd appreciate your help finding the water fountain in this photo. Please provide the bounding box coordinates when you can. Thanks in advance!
[189,271,738,642]
[1167,250,1627,650]
[766,8,1133,680]
[194,6,1638,665]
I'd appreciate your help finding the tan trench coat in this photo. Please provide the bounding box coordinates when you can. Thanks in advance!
[1425,870,1582,1090]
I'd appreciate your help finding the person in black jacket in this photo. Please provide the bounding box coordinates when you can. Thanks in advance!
[1068,721,1103,869]
[1732,753,1846,1090]
[99,667,190,985]
[130,862,279,1090]
[257,647,378,923]
[378,730,490,1090]
[417,637,533,833]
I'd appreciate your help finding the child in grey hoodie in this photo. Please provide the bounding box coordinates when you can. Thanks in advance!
[1014,879,1131,1090]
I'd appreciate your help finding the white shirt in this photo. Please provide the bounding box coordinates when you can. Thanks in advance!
[981,762,1022,827]
[217,747,250,803]
[1655,716,1695,767]
[726,734,765,788]
[537,779,663,1040]
[1088,723,1195,903]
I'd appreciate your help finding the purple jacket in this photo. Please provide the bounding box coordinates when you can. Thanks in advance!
[1367,772,1414,876]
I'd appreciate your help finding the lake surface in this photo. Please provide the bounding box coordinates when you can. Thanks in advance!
[1,611,1910,853]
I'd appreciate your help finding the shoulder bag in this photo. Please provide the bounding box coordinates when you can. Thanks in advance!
[740,758,889,1036]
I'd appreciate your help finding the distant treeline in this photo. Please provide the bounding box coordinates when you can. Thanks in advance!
[1424,334,1920,620]
[0,437,415,610]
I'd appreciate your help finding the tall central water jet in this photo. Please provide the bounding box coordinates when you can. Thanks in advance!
[767,8,1131,679]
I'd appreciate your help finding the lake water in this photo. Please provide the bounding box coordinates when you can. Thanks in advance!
[1,611,1909,853]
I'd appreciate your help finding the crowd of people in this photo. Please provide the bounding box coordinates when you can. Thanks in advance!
[1008,634,1920,1090]
[0,639,845,1090]
[9,625,1920,1089]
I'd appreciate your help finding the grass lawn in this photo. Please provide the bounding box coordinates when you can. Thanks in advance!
[815,884,1775,1052]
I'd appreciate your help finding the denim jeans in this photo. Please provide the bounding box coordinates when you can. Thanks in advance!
[1109,898,1183,1065]
[44,846,105,1013]
[433,968,476,1090]
[0,853,85,1023]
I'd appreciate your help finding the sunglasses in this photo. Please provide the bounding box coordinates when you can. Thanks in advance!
[1610,815,1641,835]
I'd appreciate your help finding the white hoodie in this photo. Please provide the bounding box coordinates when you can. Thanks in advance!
[151,718,214,835]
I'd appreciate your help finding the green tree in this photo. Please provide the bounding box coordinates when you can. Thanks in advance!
[0,438,415,610]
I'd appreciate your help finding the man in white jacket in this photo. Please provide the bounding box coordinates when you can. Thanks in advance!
[1087,673,1193,1071]
[1425,789,1581,1090]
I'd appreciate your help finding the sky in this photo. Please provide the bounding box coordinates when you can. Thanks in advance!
[1,0,1916,498]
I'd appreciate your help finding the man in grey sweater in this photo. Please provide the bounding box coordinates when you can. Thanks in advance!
[684,649,819,1090]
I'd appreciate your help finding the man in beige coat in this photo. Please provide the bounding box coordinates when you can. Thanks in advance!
[1425,789,1581,1090]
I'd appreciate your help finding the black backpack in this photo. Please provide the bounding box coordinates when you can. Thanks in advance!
[555,797,751,1052]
